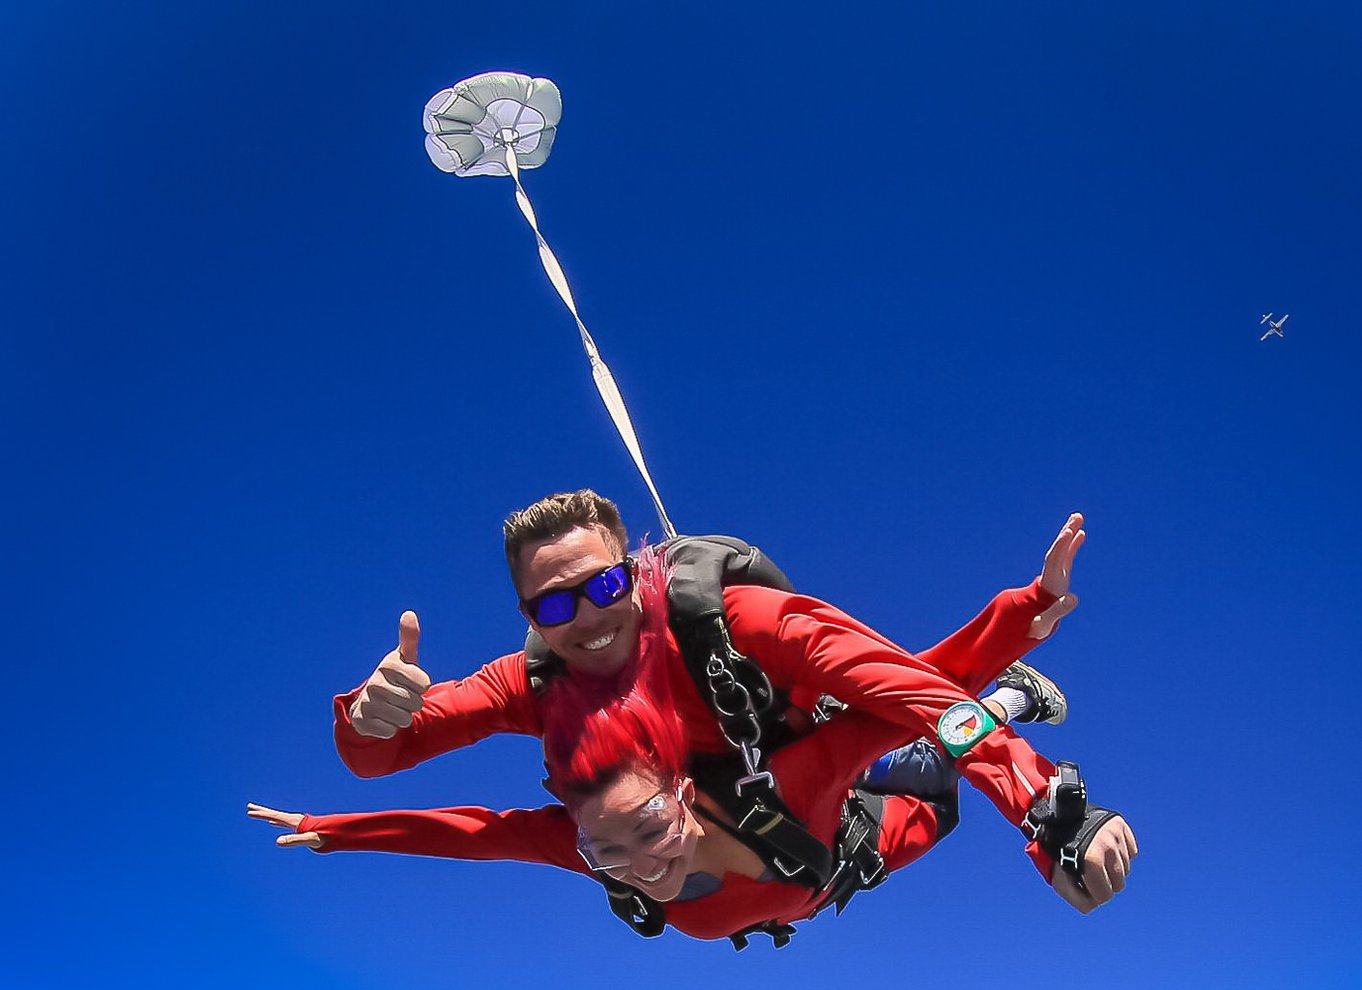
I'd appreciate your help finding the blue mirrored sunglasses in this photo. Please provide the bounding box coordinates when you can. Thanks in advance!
[520,560,634,627]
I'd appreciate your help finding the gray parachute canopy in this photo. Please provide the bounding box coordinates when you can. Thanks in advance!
[424,72,561,177]
[424,71,675,539]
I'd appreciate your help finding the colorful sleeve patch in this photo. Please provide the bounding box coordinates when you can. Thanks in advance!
[937,701,997,757]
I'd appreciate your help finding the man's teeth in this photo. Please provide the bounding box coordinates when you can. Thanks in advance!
[583,631,616,651]
[636,864,668,882]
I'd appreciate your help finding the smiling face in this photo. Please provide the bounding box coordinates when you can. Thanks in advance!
[514,525,642,676]
[573,769,701,902]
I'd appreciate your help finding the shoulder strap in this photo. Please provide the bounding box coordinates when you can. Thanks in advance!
[523,629,562,694]
[662,535,794,619]
[689,760,834,888]
[663,534,795,737]
[662,538,846,891]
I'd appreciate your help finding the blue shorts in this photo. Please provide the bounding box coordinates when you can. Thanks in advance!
[859,737,960,797]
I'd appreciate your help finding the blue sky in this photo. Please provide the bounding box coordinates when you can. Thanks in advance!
[4,2,1360,987]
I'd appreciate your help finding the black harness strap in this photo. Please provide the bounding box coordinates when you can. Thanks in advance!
[523,638,563,693]
[674,613,835,887]
[690,757,834,887]
[717,789,888,950]
[663,534,797,749]
[663,535,795,608]
[816,791,888,916]
[728,921,798,951]
[602,877,667,938]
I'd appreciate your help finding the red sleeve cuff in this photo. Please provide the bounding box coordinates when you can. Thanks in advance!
[1020,576,1058,610]
[296,814,332,853]
[333,684,363,730]
[1026,839,1055,882]
[333,684,398,776]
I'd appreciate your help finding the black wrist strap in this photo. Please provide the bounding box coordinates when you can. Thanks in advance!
[1023,761,1121,888]
[1059,806,1118,881]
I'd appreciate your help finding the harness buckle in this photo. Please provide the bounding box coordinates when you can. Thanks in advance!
[738,740,763,777]
[858,855,886,886]
[734,771,776,798]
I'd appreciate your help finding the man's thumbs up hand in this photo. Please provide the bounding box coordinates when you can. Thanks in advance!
[349,611,433,739]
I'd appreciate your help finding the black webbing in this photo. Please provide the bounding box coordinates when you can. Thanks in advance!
[602,877,667,938]
[689,757,834,888]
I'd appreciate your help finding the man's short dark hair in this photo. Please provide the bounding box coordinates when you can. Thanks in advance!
[504,490,630,586]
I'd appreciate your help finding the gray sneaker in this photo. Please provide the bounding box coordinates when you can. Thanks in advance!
[996,660,1068,725]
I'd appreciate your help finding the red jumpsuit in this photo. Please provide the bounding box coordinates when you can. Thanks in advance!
[334,579,1063,876]
[305,705,957,941]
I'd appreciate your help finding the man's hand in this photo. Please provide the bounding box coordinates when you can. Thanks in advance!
[1029,512,1086,640]
[1049,815,1138,913]
[247,803,323,849]
[349,611,432,739]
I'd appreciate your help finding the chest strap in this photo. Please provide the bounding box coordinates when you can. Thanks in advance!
[602,877,666,938]
[703,788,887,950]
[689,753,834,888]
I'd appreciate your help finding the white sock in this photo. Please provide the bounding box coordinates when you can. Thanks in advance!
[982,686,1031,724]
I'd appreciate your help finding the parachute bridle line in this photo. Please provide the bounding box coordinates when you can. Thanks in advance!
[498,139,678,541]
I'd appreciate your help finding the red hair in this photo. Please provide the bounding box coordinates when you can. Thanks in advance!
[541,547,687,805]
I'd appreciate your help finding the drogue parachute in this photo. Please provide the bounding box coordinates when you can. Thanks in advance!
[423,72,560,176]
[424,71,676,539]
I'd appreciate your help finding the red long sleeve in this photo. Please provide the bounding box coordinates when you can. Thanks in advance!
[915,577,1057,695]
[333,651,542,778]
[300,804,584,873]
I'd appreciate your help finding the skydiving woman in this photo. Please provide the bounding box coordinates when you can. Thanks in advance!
[248,549,1138,944]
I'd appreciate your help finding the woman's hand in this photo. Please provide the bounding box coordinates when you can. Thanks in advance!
[247,802,324,849]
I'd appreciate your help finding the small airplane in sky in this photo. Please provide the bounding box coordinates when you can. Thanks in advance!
[1260,313,1289,340]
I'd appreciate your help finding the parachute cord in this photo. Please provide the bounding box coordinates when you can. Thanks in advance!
[500,142,678,541]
